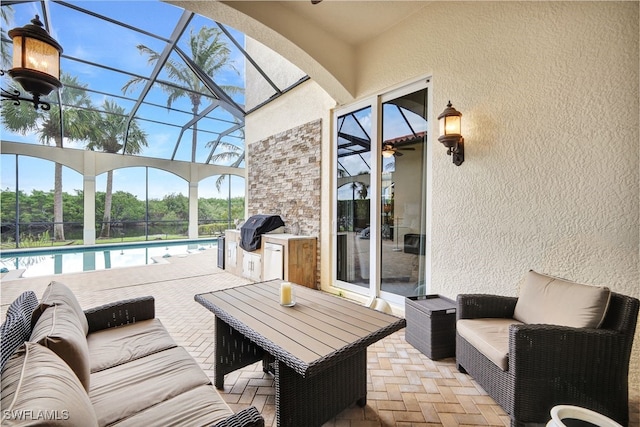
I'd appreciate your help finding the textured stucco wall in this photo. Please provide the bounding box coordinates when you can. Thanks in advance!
[354,1,639,384]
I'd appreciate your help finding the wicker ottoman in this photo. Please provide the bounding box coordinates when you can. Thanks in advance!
[405,295,456,360]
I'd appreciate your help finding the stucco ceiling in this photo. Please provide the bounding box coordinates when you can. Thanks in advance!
[276,1,429,46]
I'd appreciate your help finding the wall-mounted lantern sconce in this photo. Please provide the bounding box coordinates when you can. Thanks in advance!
[1,15,63,110]
[437,101,464,166]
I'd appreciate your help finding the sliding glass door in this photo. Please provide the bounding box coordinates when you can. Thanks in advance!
[334,80,430,304]
[335,105,372,291]
[380,86,428,299]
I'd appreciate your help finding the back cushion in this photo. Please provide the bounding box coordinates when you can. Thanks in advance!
[1,342,98,426]
[32,281,88,336]
[30,303,91,392]
[513,270,611,328]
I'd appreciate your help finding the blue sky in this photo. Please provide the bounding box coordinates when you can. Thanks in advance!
[1,0,267,200]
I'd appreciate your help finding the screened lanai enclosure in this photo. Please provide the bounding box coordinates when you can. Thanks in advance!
[0,0,308,248]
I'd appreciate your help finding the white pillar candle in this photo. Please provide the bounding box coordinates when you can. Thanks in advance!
[280,282,293,306]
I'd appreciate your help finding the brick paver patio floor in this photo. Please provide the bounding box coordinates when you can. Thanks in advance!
[2,247,638,427]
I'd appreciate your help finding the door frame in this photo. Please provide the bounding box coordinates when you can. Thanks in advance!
[331,76,434,307]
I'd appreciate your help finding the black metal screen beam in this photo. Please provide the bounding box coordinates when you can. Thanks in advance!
[171,101,221,160]
[174,46,245,121]
[396,105,418,139]
[245,75,310,115]
[61,55,225,113]
[205,122,244,164]
[181,102,221,131]
[338,132,371,150]
[216,21,281,96]
[231,151,244,168]
[122,10,193,155]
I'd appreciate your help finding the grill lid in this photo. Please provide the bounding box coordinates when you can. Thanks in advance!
[240,214,285,252]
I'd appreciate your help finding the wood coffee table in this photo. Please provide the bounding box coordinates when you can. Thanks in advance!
[195,280,406,427]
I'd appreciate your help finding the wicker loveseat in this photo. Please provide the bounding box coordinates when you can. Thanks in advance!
[456,270,639,426]
[0,282,264,427]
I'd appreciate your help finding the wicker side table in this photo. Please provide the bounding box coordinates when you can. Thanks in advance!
[405,294,456,360]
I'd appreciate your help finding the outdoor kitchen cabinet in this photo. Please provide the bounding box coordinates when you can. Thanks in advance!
[242,251,262,281]
[224,230,241,276]
[223,231,317,289]
[262,234,317,289]
[263,242,284,281]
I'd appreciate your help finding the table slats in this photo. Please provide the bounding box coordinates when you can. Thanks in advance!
[196,280,406,375]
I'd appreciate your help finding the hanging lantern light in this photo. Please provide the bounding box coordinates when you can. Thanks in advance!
[2,15,63,110]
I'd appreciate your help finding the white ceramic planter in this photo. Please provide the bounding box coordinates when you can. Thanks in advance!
[546,405,623,427]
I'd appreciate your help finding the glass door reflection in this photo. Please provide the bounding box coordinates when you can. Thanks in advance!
[335,106,372,290]
[380,88,428,297]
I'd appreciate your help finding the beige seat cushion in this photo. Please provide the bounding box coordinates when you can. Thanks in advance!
[89,346,211,426]
[457,318,524,371]
[1,342,98,427]
[110,385,234,427]
[513,270,611,328]
[87,318,177,372]
[32,281,89,335]
[30,303,91,392]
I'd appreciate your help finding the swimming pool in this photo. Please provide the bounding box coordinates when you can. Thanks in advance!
[0,239,218,278]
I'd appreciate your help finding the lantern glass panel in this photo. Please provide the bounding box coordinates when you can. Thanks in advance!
[22,37,60,79]
[11,37,22,69]
[444,115,460,135]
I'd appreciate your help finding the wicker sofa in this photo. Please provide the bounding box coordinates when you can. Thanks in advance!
[456,270,639,426]
[0,282,264,427]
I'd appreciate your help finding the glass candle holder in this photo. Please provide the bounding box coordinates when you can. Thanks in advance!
[280,282,295,307]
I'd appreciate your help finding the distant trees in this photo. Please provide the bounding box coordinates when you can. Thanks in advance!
[0,187,245,242]
[97,191,146,225]
[198,196,244,224]
[146,193,189,229]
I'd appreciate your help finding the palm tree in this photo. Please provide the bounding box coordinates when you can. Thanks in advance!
[1,73,94,241]
[85,100,148,238]
[208,137,244,192]
[206,138,244,229]
[1,6,14,66]
[122,26,242,162]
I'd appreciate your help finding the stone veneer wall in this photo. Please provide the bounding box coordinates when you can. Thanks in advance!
[247,119,322,285]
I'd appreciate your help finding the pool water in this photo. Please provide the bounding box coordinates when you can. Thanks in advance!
[0,240,217,278]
